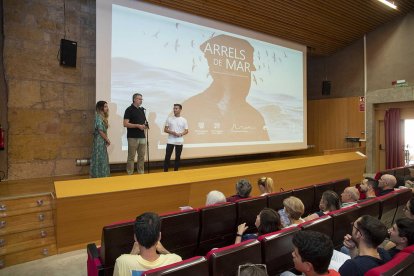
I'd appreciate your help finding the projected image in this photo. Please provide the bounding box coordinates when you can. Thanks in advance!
[103,2,305,162]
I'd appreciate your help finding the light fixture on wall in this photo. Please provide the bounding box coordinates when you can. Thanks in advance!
[377,0,397,10]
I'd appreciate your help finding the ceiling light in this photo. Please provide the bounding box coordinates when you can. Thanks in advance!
[377,0,397,10]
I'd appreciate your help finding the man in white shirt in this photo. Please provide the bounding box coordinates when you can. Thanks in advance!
[163,104,188,172]
[113,212,182,276]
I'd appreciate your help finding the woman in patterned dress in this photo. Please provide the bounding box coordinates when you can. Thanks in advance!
[90,101,110,178]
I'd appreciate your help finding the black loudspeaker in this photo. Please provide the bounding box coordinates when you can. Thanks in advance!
[60,39,77,67]
[322,80,331,95]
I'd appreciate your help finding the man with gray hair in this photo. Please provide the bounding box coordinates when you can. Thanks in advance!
[378,174,397,196]
[226,179,252,202]
[341,187,360,208]
[123,93,148,174]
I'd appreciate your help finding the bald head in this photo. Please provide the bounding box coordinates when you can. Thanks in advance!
[341,186,360,203]
[378,174,397,190]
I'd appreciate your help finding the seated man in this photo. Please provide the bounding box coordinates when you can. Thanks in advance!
[339,215,391,276]
[341,187,360,207]
[377,174,397,196]
[386,218,414,257]
[358,177,377,200]
[113,212,182,276]
[226,179,252,202]
[281,230,339,276]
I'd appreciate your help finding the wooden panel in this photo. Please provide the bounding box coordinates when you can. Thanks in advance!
[0,243,57,267]
[0,211,54,235]
[0,226,54,249]
[307,97,364,153]
[0,194,52,217]
[54,152,366,252]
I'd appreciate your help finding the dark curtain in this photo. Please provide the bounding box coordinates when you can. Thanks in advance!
[384,108,404,169]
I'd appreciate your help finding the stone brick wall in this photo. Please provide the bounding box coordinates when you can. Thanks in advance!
[3,0,96,179]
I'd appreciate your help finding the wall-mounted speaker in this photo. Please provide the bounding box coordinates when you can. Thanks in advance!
[322,80,331,95]
[60,39,77,67]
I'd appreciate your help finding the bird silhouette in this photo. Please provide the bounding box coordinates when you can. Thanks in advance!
[175,39,180,52]
[152,31,160,39]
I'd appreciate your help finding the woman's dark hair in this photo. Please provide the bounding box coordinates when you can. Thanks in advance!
[321,190,341,211]
[258,208,282,235]
[96,101,107,113]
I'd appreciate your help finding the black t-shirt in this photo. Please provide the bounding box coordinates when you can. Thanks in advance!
[339,248,391,276]
[124,104,146,138]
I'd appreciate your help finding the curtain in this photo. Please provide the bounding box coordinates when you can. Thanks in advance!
[384,108,404,169]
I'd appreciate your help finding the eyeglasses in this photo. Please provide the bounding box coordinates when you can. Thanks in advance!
[351,221,361,235]
[238,264,267,275]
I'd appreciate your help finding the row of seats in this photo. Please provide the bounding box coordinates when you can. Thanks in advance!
[86,178,351,275]
[88,188,412,276]
[375,164,414,181]
[142,236,414,276]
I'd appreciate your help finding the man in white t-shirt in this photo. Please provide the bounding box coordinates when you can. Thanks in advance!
[113,212,182,276]
[163,104,188,172]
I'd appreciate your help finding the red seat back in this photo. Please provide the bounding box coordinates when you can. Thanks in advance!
[207,240,262,276]
[267,190,292,211]
[142,256,208,276]
[198,202,237,255]
[236,196,267,234]
[258,227,300,275]
[160,209,200,259]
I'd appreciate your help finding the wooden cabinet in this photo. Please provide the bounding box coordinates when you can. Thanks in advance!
[0,193,56,268]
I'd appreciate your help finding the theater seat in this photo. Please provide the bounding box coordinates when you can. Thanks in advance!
[329,206,359,248]
[332,178,350,196]
[236,196,267,234]
[142,256,208,276]
[300,215,333,240]
[267,190,292,211]
[393,188,413,223]
[357,198,380,219]
[160,209,200,259]
[378,192,399,229]
[365,251,414,276]
[87,243,104,276]
[206,239,262,276]
[198,202,237,255]
[258,226,300,275]
[101,220,135,270]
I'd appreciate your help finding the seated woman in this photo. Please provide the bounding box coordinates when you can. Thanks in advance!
[235,208,282,244]
[205,190,226,206]
[280,196,305,228]
[304,190,341,221]
[257,177,274,196]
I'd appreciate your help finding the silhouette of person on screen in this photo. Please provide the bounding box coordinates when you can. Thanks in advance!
[182,34,269,144]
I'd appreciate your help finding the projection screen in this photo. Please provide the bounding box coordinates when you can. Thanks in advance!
[97,0,307,163]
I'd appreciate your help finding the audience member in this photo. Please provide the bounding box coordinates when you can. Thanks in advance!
[377,174,397,196]
[257,176,274,196]
[304,190,341,221]
[238,263,268,276]
[339,215,391,276]
[387,218,414,258]
[206,190,226,206]
[341,187,360,207]
[235,208,282,244]
[358,177,377,200]
[280,196,305,228]
[227,179,252,202]
[404,198,414,219]
[113,212,182,276]
[281,231,339,276]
